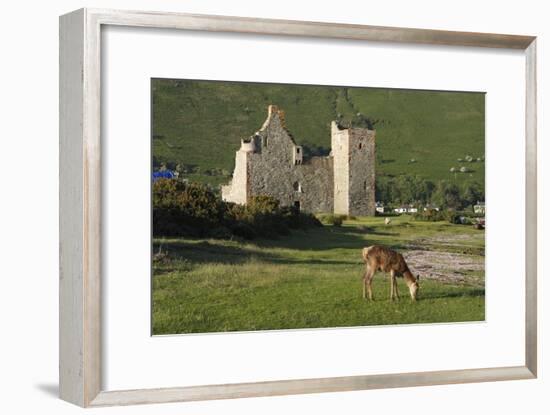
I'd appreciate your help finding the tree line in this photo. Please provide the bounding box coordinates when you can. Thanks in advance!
[375,174,484,210]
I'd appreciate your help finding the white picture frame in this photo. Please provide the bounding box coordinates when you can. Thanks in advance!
[59,8,537,407]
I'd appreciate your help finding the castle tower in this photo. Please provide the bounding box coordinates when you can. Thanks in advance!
[331,121,376,216]
[221,138,255,205]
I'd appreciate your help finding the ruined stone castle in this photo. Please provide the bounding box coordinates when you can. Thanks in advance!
[221,105,376,216]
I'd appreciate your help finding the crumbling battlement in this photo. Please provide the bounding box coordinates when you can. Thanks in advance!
[222,105,375,216]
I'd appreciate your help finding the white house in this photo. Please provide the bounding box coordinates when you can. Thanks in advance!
[473,202,486,215]
[394,205,418,214]
[423,204,440,212]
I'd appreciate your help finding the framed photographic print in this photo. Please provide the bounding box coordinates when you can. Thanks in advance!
[59,8,537,407]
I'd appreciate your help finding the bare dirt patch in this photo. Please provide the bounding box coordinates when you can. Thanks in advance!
[404,242,484,286]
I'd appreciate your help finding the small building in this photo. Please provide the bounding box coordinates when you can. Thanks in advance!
[394,204,417,214]
[423,204,440,212]
[473,201,486,215]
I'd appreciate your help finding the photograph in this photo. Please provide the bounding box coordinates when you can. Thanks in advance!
[151,78,486,335]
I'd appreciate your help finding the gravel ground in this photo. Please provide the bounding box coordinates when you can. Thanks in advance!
[401,232,485,286]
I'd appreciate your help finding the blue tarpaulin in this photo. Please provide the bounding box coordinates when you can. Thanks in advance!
[152,170,175,181]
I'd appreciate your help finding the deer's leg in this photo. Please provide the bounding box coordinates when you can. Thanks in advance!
[367,270,374,301]
[394,276,400,300]
[390,270,396,301]
[364,265,375,301]
[362,264,369,299]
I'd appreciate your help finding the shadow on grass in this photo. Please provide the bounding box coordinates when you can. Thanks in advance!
[255,225,407,252]
[154,239,273,265]
[419,288,485,300]
[348,225,397,237]
[154,238,359,267]
[154,224,413,268]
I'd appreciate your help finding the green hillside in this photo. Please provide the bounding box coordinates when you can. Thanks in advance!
[152,79,485,190]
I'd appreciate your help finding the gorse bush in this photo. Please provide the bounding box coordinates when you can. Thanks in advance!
[230,196,321,238]
[153,179,226,236]
[322,214,345,227]
[153,179,321,239]
[225,196,286,239]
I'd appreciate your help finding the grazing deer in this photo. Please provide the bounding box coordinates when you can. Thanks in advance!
[362,245,420,301]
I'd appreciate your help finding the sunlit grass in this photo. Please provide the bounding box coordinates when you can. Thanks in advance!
[152,80,484,188]
[152,216,485,334]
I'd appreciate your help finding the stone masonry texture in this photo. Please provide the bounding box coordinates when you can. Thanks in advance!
[222,105,375,216]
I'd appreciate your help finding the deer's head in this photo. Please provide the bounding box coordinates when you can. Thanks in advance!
[409,275,420,301]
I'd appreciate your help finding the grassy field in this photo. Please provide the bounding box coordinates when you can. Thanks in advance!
[152,215,485,335]
[152,79,485,189]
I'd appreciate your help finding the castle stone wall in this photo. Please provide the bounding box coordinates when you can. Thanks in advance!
[222,106,374,216]
[244,107,333,213]
[294,157,334,213]
[332,123,350,215]
[347,129,376,216]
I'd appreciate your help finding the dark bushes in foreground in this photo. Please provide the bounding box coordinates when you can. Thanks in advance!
[153,179,321,239]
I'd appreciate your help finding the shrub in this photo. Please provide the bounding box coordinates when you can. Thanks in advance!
[458,216,474,225]
[412,209,466,224]
[411,209,446,222]
[445,211,462,224]
[243,195,288,238]
[247,195,280,215]
[230,222,257,240]
[153,180,320,239]
[153,179,226,237]
[325,214,345,227]
[281,207,322,229]
[210,226,233,239]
